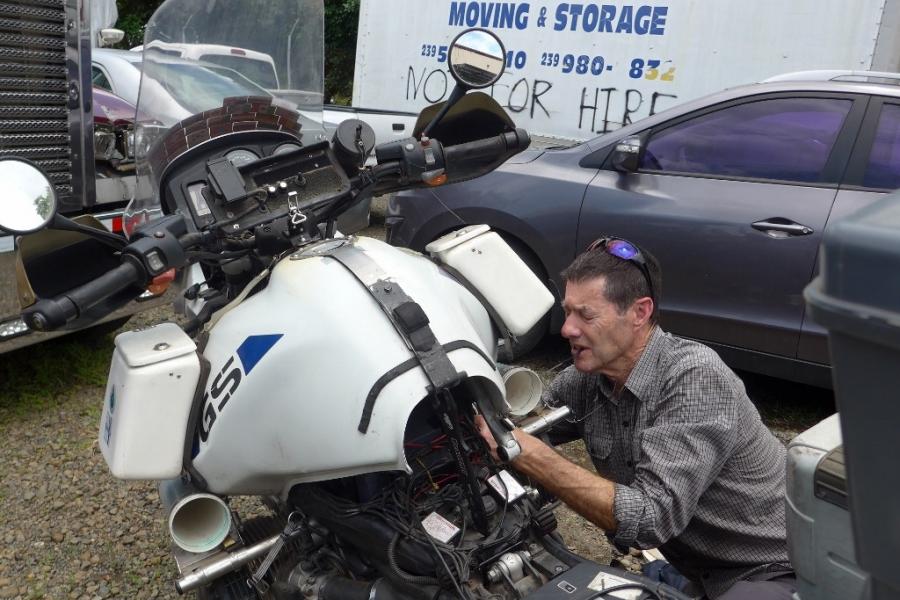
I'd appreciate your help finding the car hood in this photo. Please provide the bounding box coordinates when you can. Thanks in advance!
[92,87,136,126]
[506,134,587,164]
[505,147,545,164]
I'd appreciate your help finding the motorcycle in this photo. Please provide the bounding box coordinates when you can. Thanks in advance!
[0,1,692,598]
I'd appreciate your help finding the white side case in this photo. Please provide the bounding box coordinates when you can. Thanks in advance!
[99,322,201,479]
[426,225,554,336]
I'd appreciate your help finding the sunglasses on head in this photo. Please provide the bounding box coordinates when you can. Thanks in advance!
[586,237,655,304]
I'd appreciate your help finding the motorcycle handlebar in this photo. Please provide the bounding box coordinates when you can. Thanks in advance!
[23,259,145,331]
[442,129,530,164]
[371,129,530,194]
[440,129,530,180]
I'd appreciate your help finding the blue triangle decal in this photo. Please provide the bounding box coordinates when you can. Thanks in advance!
[236,334,283,374]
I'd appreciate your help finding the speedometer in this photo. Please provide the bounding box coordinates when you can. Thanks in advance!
[273,143,302,156]
[224,148,259,167]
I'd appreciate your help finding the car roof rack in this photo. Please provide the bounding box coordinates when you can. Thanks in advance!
[762,70,900,86]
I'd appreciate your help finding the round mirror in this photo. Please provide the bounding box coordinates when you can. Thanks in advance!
[0,158,57,234]
[449,29,506,89]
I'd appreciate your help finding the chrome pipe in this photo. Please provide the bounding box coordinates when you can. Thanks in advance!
[520,406,572,436]
[175,534,280,594]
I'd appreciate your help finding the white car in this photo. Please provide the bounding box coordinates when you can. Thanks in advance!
[92,49,417,146]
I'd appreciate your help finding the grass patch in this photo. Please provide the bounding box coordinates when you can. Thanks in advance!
[738,370,835,434]
[0,331,114,421]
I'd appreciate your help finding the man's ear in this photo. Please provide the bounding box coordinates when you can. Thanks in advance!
[631,297,654,328]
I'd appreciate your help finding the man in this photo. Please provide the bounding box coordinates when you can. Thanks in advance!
[476,237,794,599]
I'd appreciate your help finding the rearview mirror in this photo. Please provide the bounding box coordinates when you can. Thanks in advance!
[99,28,125,47]
[611,136,643,173]
[448,29,506,89]
[422,29,506,138]
[0,158,57,234]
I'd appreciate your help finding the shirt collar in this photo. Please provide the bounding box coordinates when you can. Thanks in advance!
[597,325,665,404]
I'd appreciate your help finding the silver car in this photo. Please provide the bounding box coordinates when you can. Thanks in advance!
[387,71,900,386]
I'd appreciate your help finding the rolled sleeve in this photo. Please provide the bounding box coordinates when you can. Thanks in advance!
[611,364,739,549]
[612,482,656,548]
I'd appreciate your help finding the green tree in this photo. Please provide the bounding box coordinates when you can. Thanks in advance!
[324,0,359,105]
[33,189,53,219]
[114,0,162,48]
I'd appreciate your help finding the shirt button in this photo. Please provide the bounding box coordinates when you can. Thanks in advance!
[626,460,633,467]
[622,420,630,427]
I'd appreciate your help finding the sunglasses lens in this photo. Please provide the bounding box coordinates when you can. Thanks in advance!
[605,239,639,260]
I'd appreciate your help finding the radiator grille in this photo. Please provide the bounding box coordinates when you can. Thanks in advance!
[0,0,81,209]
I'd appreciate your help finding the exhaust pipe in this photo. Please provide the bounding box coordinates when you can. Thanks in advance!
[175,534,280,593]
[498,365,544,417]
[159,478,232,554]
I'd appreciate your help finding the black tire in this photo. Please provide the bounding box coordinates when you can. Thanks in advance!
[497,237,551,361]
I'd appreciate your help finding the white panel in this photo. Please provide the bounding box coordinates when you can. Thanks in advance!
[191,238,503,496]
[353,0,885,141]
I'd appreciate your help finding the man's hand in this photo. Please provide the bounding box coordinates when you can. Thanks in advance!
[474,416,618,533]
[474,414,502,460]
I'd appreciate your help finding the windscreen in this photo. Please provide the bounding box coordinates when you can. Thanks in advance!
[126,0,325,224]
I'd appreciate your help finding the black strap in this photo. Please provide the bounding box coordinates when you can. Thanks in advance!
[358,339,494,433]
[316,244,475,432]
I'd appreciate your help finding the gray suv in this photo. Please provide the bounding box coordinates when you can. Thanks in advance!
[386,71,900,387]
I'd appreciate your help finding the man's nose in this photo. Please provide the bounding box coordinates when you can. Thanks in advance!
[561,315,579,339]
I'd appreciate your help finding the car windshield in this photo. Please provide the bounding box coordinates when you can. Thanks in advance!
[152,61,270,115]
[200,54,278,88]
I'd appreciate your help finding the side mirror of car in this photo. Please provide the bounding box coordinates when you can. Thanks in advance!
[0,158,58,234]
[611,136,643,173]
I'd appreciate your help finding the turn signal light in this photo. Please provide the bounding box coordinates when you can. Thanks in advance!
[148,269,176,296]
[424,172,448,187]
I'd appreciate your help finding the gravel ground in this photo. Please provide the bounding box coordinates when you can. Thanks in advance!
[0,205,835,598]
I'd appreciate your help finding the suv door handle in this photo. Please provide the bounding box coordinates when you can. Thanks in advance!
[751,219,814,237]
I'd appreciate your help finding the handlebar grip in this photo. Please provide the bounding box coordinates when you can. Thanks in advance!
[441,129,530,165]
[439,129,530,185]
[24,260,145,331]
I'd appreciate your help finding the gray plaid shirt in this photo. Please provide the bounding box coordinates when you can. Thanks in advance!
[544,326,791,598]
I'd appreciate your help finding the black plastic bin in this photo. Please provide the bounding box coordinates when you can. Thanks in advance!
[804,190,900,600]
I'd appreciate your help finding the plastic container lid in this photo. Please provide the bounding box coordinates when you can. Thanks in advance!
[114,322,197,367]
[425,224,490,255]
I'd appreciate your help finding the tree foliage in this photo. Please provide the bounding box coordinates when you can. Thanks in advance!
[113,0,360,104]
[323,0,359,105]
[114,0,161,48]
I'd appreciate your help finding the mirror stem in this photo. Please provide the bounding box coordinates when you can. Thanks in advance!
[49,215,128,250]
[421,85,467,139]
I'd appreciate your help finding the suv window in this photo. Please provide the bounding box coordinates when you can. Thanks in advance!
[863,103,900,190]
[92,66,112,91]
[641,97,853,183]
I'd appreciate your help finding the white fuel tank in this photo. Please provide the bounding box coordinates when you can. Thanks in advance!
[192,237,506,496]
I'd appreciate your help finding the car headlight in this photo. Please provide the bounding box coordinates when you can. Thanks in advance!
[94,124,120,161]
[122,128,135,159]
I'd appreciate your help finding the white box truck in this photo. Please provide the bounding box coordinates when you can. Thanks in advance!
[353,0,900,141]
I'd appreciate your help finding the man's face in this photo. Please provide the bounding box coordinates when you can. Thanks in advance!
[560,276,637,375]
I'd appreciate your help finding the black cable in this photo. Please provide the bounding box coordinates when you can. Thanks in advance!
[414,512,474,600]
[584,582,661,599]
